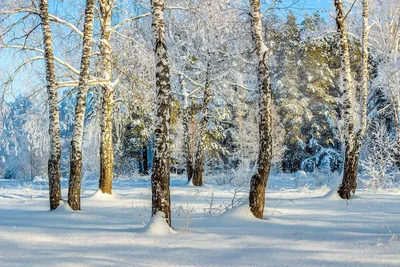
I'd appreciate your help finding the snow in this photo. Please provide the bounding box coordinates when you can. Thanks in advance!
[54,200,74,213]
[90,189,117,200]
[143,212,177,236]
[322,175,343,200]
[1,176,400,266]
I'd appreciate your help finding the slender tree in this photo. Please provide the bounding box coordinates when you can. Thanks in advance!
[142,143,149,175]
[39,0,62,210]
[191,61,211,186]
[98,0,114,194]
[150,0,172,226]
[68,0,96,210]
[180,75,194,181]
[248,0,274,219]
[336,0,370,199]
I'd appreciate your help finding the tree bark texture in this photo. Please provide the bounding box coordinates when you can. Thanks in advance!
[180,76,194,182]
[39,0,62,210]
[150,0,172,226]
[99,0,114,194]
[143,144,149,175]
[248,0,274,219]
[192,64,211,186]
[68,0,96,210]
[337,0,370,199]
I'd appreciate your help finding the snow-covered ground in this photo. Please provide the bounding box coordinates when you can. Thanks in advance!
[1,174,400,266]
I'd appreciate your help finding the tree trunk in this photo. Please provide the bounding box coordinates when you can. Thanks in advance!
[150,0,172,226]
[248,0,273,219]
[138,154,144,175]
[337,0,370,199]
[143,143,149,175]
[39,0,62,210]
[392,99,400,167]
[180,76,194,182]
[68,0,96,210]
[99,1,114,194]
[192,62,211,186]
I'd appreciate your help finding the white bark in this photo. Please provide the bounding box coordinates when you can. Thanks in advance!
[39,0,62,210]
[98,0,114,194]
[248,0,273,219]
[68,0,96,210]
[150,0,172,226]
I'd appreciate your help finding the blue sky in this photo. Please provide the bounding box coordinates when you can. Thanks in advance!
[0,0,334,102]
[281,0,334,20]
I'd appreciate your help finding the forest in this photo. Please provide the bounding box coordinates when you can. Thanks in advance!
[0,0,400,266]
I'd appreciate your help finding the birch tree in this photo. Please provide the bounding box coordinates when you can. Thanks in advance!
[191,61,211,186]
[179,75,195,181]
[150,0,172,226]
[248,0,274,219]
[39,0,62,210]
[98,0,114,194]
[335,0,371,199]
[68,0,96,210]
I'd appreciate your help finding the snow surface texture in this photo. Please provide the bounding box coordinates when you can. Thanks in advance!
[1,174,400,266]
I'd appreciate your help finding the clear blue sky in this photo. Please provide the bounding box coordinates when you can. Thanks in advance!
[281,0,334,20]
[0,0,334,102]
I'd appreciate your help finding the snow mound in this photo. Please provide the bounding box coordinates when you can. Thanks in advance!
[220,201,257,221]
[90,189,117,199]
[295,171,308,179]
[144,212,177,236]
[186,179,194,187]
[322,187,342,200]
[322,176,342,200]
[54,201,74,212]
[32,176,48,183]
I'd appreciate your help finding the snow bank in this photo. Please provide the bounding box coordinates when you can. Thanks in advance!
[32,176,48,183]
[295,170,308,179]
[54,201,74,213]
[322,176,342,200]
[220,201,258,221]
[144,212,177,236]
[90,189,117,199]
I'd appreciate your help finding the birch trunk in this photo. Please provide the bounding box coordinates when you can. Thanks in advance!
[192,63,211,186]
[248,0,273,219]
[143,143,149,175]
[99,1,114,194]
[68,0,96,210]
[337,0,370,199]
[150,0,172,226]
[180,76,194,182]
[393,99,400,167]
[39,0,62,210]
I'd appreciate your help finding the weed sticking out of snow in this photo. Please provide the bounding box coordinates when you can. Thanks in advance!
[266,199,295,217]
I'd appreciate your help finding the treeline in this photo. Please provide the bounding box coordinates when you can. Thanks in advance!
[0,0,399,221]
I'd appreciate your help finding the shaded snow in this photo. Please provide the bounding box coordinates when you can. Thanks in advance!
[0,176,400,266]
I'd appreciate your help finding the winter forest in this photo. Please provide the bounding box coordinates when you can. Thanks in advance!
[1,0,400,265]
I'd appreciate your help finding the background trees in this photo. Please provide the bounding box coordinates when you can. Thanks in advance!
[1,0,400,217]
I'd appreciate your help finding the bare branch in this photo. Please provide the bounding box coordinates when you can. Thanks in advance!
[110,12,151,33]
